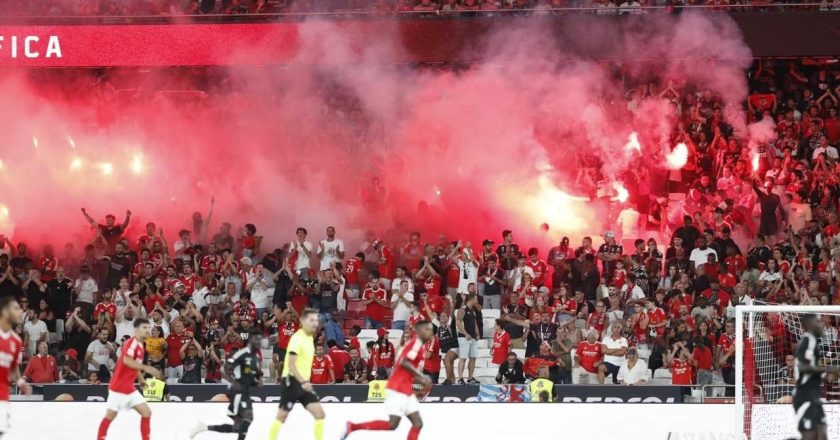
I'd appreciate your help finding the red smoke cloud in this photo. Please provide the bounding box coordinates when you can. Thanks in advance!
[0,13,755,251]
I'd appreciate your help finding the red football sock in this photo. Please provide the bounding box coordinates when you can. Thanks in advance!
[97,418,111,440]
[349,420,391,432]
[140,416,151,440]
[408,426,420,440]
[407,426,422,440]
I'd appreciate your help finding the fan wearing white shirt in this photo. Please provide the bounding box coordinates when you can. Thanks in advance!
[599,322,629,384]
[317,226,345,271]
[688,236,717,271]
[290,227,314,278]
[618,348,650,385]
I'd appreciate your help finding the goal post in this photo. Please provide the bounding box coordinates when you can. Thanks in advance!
[735,305,840,440]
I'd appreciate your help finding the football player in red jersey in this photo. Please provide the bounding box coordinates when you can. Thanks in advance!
[96,318,162,440]
[0,296,31,437]
[342,321,434,440]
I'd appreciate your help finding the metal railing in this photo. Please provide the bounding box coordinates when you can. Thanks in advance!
[0,3,836,23]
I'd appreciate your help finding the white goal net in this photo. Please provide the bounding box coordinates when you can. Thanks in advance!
[737,305,840,440]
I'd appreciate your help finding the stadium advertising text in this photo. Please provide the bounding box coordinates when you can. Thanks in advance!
[0,35,62,59]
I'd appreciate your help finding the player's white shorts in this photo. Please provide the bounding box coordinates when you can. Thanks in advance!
[0,401,10,432]
[383,390,420,417]
[106,390,146,412]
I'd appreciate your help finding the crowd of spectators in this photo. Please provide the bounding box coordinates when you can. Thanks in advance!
[2,0,838,17]
[0,60,839,400]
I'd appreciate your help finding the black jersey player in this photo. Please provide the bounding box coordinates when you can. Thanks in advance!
[794,314,840,440]
[190,331,263,440]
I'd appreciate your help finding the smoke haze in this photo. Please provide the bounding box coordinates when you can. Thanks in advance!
[0,12,756,251]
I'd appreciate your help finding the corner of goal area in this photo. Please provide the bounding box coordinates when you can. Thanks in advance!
[666,433,747,440]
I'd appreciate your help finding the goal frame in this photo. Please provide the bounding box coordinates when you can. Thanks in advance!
[735,305,840,437]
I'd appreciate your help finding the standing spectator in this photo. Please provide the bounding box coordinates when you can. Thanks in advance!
[344,252,364,298]
[23,309,48,358]
[47,267,73,340]
[390,280,414,330]
[374,240,395,291]
[317,226,345,271]
[247,264,274,317]
[575,330,603,384]
[752,178,786,239]
[327,340,349,383]
[165,319,192,380]
[22,269,47,309]
[81,208,131,252]
[456,293,481,384]
[551,326,574,384]
[23,341,58,384]
[496,352,525,384]
[525,248,548,289]
[457,245,480,295]
[599,322,628,384]
[179,339,204,384]
[490,319,510,366]
[692,337,714,392]
[85,328,115,381]
[212,222,235,253]
[496,230,520,281]
[597,231,623,280]
[310,345,335,384]
[232,292,258,322]
[73,265,97,321]
[362,272,389,329]
[668,341,695,395]
[479,257,505,310]
[290,227,314,278]
[324,311,344,348]
[371,328,395,375]
[617,347,650,385]
[717,319,736,396]
[689,236,717,272]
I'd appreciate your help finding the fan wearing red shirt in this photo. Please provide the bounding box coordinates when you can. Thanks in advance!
[310,345,335,384]
[94,291,118,320]
[691,338,714,385]
[165,319,193,374]
[375,241,396,290]
[344,253,364,295]
[575,331,603,383]
[363,276,390,329]
[343,322,435,440]
[700,279,731,315]
[328,342,350,383]
[724,253,746,277]
[586,300,609,339]
[37,247,58,282]
[645,299,668,337]
[668,343,694,386]
[372,328,396,372]
[97,319,162,440]
[525,248,548,287]
[491,320,511,365]
[423,334,441,384]
[179,265,198,297]
[0,297,32,435]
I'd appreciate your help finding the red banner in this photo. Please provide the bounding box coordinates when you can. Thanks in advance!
[0,14,836,67]
[0,24,303,67]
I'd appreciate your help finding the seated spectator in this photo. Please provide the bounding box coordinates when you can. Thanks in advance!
[23,341,58,384]
[617,347,650,386]
[598,322,628,384]
[344,347,369,384]
[496,352,525,384]
[61,348,82,383]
